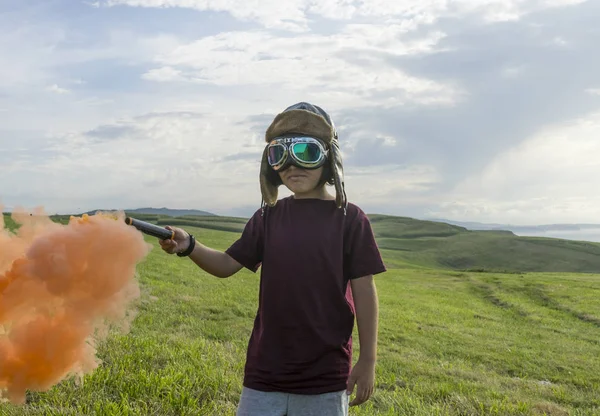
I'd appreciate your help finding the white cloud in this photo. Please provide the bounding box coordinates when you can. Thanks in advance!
[1,0,597,225]
[142,28,459,110]
[0,20,185,133]
[0,21,179,91]
[345,164,441,203]
[98,0,587,31]
[100,0,310,31]
[2,108,440,216]
[46,84,70,94]
[141,66,184,82]
[74,97,115,107]
[3,110,267,214]
[552,36,569,47]
[0,24,64,89]
[500,65,525,78]
[433,111,600,224]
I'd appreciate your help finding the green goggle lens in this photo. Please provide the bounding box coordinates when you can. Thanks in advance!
[292,143,322,162]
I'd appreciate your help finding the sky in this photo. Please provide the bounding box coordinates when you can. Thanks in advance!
[1,0,600,225]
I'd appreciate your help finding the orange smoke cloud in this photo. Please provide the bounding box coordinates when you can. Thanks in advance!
[0,205,152,404]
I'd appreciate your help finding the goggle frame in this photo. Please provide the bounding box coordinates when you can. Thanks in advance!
[267,136,329,171]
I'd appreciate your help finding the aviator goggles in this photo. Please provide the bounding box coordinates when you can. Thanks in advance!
[267,136,329,171]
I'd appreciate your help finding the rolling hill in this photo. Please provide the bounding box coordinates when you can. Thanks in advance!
[4,211,600,274]
[369,215,600,273]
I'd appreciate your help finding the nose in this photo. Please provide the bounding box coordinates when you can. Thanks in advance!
[286,165,303,175]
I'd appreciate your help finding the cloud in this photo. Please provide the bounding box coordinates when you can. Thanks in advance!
[2,0,599,225]
[97,0,588,31]
[2,110,269,214]
[141,66,184,82]
[332,0,600,179]
[46,84,70,94]
[84,124,137,141]
[0,11,179,94]
[98,0,310,31]
[141,27,460,110]
[426,110,600,224]
[344,164,441,204]
[220,152,261,162]
[102,0,589,116]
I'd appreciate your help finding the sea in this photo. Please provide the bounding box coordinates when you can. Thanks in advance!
[514,228,600,243]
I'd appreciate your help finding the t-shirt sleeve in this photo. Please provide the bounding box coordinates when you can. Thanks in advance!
[225,209,264,273]
[344,207,387,280]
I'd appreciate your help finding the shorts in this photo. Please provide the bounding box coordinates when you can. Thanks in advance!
[236,387,349,416]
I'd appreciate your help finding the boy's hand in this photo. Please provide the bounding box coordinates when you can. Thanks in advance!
[158,226,190,255]
[346,358,376,407]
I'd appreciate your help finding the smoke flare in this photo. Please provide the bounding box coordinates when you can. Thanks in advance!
[0,205,152,404]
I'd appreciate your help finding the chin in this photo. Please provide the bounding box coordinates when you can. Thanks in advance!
[283,180,312,194]
[286,184,309,194]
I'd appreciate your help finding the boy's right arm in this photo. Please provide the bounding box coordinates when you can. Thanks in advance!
[187,241,243,278]
[158,226,243,278]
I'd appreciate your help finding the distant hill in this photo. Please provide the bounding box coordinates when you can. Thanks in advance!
[429,218,600,233]
[427,218,600,244]
[369,215,471,238]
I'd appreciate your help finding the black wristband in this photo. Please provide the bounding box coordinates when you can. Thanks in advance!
[177,234,196,257]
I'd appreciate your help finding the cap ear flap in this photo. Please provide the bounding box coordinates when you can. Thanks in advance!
[329,139,346,209]
[260,146,279,206]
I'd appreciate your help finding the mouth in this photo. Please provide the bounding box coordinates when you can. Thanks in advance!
[287,174,306,181]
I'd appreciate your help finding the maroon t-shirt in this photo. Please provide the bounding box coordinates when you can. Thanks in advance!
[225,196,386,394]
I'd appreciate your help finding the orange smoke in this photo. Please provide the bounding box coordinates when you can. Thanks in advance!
[0,205,152,404]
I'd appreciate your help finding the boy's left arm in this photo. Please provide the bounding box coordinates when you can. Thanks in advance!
[346,274,379,407]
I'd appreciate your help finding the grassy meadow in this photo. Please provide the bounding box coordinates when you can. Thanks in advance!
[1,214,600,415]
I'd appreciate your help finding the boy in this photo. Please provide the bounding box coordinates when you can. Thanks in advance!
[159,102,386,415]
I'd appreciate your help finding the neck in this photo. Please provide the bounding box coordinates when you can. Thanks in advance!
[293,186,334,200]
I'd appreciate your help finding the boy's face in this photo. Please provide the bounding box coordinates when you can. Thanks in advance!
[278,165,323,195]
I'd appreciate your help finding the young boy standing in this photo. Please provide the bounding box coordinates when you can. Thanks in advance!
[160,102,386,415]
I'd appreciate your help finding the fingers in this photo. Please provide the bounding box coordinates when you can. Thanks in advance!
[165,225,189,242]
[349,386,369,407]
[159,237,178,254]
[349,381,374,407]
[158,225,192,255]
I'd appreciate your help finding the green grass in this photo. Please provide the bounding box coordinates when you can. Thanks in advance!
[1,214,19,230]
[1,216,600,415]
[383,232,600,273]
